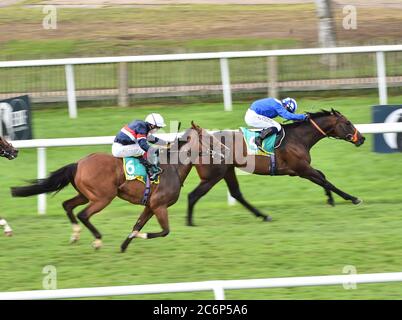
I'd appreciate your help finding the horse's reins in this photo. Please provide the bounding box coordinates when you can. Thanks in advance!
[169,131,228,160]
[309,118,359,143]
[309,118,328,137]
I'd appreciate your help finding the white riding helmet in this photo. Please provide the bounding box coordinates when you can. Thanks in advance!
[145,113,166,128]
[281,97,298,113]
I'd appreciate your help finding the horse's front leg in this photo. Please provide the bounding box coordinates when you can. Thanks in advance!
[146,206,170,239]
[316,169,335,206]
[121,206,170,253]
[0,218,12,236]
[121,207,154,253]
[298,165,361,205]
[187,177,223,226]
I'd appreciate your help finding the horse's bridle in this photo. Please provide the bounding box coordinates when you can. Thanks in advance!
[309,117,359,143]
[196,131,229,160]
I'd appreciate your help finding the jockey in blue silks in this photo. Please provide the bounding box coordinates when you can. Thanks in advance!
[112,113,167,181]
[244,97,307,148]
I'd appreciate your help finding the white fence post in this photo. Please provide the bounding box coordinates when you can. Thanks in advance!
[220,58,232,111]
[37,147,47,215]
[376,51,388,105]
[212,283,225,300]
[268,56,278,98]
[118,62,129,107]
[65,64,78,119]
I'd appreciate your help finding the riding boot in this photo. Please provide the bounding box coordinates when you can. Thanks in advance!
[255,127,277,148]
[139,157,163,181]
[139,157,161,182]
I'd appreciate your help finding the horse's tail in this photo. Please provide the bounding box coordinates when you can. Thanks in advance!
[11,163,77,197]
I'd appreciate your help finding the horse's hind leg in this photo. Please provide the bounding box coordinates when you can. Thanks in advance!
[77,200,111,249]
[316,170,335,206]
[62,194,89,243]
[224,167,272,222]
[121,207,154,253]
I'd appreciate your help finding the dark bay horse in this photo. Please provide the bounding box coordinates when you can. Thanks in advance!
[11,122,225,251]
[187,109,366,226]
[0,136,19,236]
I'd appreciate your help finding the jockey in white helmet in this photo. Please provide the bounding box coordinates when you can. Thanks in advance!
[244,97,307,148]
[112,113,167,181]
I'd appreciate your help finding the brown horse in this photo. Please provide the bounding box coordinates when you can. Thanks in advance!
[11,122,225,251]
[0,136,19,236]
[186,109,366,226]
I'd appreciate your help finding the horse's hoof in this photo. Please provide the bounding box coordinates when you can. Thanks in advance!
[352,198,363,205]
[327,199,335,207]
[262,215,273,222]
[120,241,128,253]
[92,239,103,250]
[186,222,197,227]
[4,231,13,237]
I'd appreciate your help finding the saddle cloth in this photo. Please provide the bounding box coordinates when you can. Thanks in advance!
[240,127,278,156]
[123,157,160,184]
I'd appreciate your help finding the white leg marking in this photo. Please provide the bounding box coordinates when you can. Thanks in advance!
[136,232,148,239]
[70,224,81,243]
[128,231,147,239]
[1,219,12,236]
[92,239,103,249]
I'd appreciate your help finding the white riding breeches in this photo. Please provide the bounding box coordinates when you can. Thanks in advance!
[244,109,282,131]
[112,142,145,158]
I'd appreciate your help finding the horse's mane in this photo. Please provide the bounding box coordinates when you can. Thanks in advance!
[283,109,340,129]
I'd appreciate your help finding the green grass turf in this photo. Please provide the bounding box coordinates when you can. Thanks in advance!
[0,95,402,299]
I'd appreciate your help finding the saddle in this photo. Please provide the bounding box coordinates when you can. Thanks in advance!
[240,127,285,156]
[122,157,160,184]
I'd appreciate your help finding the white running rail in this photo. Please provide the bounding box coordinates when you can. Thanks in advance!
[1,44,401,116]
[1,272,402,300]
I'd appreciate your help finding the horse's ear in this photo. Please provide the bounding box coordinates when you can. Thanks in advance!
[191,121,202,132]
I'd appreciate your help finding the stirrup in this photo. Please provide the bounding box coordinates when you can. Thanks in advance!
[149,172,159,182]
[154,166,163,174]
[255,136,263,148]
[148,166,162,181]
